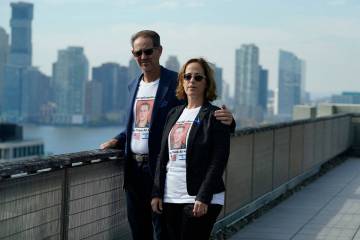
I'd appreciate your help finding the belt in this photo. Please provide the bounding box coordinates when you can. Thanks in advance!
[132,154,149,163]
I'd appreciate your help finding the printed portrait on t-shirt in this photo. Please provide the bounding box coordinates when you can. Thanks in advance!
[169,123,191,150]
[135,99,154,128]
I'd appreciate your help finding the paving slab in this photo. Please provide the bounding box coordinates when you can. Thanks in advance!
[230,158,360,240]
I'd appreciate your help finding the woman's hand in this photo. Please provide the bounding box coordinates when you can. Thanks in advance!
[151,197,163,214]
[193,200,208,217]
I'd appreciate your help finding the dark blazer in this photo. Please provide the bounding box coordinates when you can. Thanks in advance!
[114,66,182,188]
[152,102,231,204]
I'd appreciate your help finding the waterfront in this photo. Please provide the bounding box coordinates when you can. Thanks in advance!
[23,125,124,155]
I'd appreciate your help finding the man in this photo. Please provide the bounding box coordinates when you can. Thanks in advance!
[100,30,235,240]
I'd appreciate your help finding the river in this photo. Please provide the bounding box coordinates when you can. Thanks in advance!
[23,125,124,155]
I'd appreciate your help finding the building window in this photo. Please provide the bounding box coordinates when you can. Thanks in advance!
[13,148,18,158]
[26,146,31,156]
[4,149,10,159]
[20,147,25,157]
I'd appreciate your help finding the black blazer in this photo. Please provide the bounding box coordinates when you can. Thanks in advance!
[152,102,230,204]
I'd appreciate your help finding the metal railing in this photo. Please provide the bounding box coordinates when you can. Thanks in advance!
[0,114,356,239]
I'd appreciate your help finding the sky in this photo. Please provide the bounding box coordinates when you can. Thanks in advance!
[0,0,359,98]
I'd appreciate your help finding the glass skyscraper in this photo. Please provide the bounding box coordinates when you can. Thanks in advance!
[128,58,141,84]
[52,47,89,124]
[278,50,304,118]
[0,27,9,115]
[235,44,262,124]
[258,65,268,115]
[8,2,33,67]
[92,63,129,117]
[2,2,33,122]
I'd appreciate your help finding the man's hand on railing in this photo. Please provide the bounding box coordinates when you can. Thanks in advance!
[100,139,119,150]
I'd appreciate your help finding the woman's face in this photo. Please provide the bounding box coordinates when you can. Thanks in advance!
[183,62,207,100]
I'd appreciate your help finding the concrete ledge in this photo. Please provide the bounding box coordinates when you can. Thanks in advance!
[0,149,123,179]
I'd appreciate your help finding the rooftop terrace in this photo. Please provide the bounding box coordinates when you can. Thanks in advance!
[1,104,360,239]
[230,157,360,240]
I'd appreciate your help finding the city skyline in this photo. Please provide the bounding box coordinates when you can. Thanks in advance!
[0,0,359,97]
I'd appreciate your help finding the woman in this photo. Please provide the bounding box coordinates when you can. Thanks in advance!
[151,58,230,240]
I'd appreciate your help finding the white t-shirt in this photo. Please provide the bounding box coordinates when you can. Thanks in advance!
[164,106,224,205]
[130,79,159,154]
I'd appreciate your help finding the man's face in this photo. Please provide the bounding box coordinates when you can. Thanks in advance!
[132,36,162,74]
[139,104,150,121]
[174,127,184,143]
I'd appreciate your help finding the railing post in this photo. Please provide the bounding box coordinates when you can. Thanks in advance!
[60,168,70,240]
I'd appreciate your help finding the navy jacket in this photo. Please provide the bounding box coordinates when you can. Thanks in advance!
[115,66,182,187]
[152,102,231,204]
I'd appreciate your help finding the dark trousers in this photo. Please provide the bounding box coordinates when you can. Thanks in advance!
[125,162,167,240]
[163,203,222,240]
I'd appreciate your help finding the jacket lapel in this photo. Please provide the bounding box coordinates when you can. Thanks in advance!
[126,75,142,136]
[186,102,210,156]
[151,67,172,126]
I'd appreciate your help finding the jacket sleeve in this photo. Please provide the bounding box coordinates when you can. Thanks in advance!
[195,112,230,204]
[113,81,135,150]
[113,131,126,150]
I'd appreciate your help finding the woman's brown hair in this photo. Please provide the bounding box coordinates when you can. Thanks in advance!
[176,58,217,101]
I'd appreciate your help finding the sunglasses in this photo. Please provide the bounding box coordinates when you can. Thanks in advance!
[132,47,156,57]
[183,74,205,82]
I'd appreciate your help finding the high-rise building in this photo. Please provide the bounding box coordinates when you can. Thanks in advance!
[267,90,275,117]
[52,47,89,124]
[0,27,9,114]
[92,63,129,121]
[209,62,223,100]
[2,66,24,121]
[8,2,33,67]
[331,92,360,104]
[234,44,261,124]
[128,58,141,84]
[2,2,34,122]
[258,65,268,115]
[300,60,307,104]
[85,80,103,124]
[117,66,129,111]
[165,55,180,72]
[0,123,44,161]
[278,50,304,118]
[222,81,234,110]
[21,67,50,122]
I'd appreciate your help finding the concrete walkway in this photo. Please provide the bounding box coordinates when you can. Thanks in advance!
[230,157,360,240]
